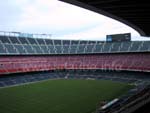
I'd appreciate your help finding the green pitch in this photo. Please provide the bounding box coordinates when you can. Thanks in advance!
[0,79,133,113]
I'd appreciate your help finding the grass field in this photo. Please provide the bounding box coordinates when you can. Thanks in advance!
[0,79,133,113]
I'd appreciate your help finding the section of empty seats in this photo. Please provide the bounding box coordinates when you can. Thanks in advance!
[0,44,7,54]
[4,44,17,54]
[32,45,43,54]
[127,41,143,52]
[48,46,55,54]
[1,33,150,55]
[0,36,10,43]
[36,38,45,45]
[45,39,53,45]
[27,38,37,44]
[9,36,20,44]
[55,45,63,54]
[54,40,62,45]
[93,43,103,53]
[70,40,79,45]
[101,42,112,53]
[119,42,131,52]
[63,45,70,54]
[140,41,150,51]
[18,37,29,44]
[110,42,121,52]
[84,44,94,53]
[70,45,78,54]
[14,45,26,54]
[0,53,150,75]
[41,46,49,54]
[24,45,35,54]
[76,45,86,53]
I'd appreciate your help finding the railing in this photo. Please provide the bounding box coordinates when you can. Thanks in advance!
[98,84,150,113]
[0,31,52,39]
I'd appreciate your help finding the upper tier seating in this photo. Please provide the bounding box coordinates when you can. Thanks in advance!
[0,33,150,55]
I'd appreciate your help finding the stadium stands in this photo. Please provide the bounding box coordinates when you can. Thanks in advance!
[0,53,150,75]
[0,70,149,87]
[0,31,150,113]
[0,31,150,55]
[0,71,66,87]
[1,40,150,54]
[0,31,150,75]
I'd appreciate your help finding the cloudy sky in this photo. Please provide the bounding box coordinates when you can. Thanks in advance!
[0,0,149,41]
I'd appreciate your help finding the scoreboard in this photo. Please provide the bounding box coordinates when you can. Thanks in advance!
[106,33,131,42]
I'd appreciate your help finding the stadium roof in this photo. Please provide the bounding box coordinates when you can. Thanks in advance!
[60,0,150,37]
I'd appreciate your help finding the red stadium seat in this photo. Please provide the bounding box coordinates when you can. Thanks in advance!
[0,53,150,75]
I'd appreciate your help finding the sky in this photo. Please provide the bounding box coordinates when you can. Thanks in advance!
[0,0,149,41]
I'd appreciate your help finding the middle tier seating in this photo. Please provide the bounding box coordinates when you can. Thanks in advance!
[0,53,150,75]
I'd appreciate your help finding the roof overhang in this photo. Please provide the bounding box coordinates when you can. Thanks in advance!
[60,0,150,37]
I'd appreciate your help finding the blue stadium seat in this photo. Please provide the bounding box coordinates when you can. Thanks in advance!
[85,44,94,53]
[5,44,17,54]
[14,45,26,54]
[0,44,7,54]
[140,41,150,52]
[70,45,77,54]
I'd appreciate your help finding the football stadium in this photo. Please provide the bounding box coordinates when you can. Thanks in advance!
[0,31,150,113]
[0,0,150,113]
